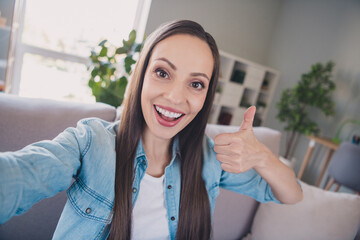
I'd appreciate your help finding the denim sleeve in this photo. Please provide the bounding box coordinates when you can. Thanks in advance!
[0,120,91,224]
[205,135,281,204]
[219,169,281,204]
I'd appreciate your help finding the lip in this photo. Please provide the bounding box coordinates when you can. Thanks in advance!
[153,105,184,127]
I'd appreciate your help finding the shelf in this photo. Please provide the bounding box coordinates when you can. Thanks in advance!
[239,88,257,108]
[217,106,235,125]
[208,50,279,127]
[253,113,263,127]
[230,62,248,84]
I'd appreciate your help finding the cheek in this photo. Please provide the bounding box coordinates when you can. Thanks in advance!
[141,74,155,102]
[190,94,207,114]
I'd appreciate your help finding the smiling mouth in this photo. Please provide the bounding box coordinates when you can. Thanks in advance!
[154,105,185,121]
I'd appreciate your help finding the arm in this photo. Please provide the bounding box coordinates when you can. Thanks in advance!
[0,120,90,223]
[214,106,303,204]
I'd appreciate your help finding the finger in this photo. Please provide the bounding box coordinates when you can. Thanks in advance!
[214,144,240,156]
[220,163,237,173]
[216,153,236,163]
[239,106,256,131]
[214,132,237,146]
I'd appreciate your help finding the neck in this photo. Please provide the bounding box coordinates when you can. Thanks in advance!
[142,127,172,177]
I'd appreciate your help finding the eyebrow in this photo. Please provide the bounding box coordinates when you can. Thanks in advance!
[155,57,177,70]
[190,72,210,81]
[155,57,210,81]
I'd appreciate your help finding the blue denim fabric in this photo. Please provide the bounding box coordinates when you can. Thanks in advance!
[0,118,280,239]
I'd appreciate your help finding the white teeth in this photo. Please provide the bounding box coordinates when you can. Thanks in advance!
[155,105,183,118]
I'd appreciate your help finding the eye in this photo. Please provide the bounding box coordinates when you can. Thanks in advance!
[191,81,205,90]
[155,68,169,79]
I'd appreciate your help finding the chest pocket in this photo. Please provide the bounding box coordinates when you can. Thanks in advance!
[67,178,113,223]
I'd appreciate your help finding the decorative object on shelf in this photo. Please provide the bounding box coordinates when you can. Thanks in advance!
[230,69,246,84]
[88,30,145,108]
[218,108,233,125]
[276,61,336,159]
[255,101,267,115]
[261,78,269,91]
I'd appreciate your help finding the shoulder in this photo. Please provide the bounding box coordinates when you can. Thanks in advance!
[56,118,119,155]
[74,117,119,136]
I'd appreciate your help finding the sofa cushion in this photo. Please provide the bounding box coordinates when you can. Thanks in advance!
[249,181,360,240]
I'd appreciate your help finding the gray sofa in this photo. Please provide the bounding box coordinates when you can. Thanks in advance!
[0,93,282,240]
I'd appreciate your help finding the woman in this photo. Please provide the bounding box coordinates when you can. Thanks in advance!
[0,20,302,240]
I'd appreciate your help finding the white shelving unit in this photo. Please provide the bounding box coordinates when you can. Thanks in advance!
[209,50,280,127]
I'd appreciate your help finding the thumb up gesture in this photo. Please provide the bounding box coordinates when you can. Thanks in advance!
[214,106,276,174]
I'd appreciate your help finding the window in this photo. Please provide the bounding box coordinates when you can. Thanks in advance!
[12,0,150,103]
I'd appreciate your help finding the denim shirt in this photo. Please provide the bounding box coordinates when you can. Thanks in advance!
[0,118,280,239]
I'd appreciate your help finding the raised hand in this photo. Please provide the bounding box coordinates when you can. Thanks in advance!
[214,106,276,174]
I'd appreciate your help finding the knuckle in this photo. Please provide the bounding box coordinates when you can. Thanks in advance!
[214,134,225,143]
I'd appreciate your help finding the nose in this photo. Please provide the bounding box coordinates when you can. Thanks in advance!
[164,81,186,105]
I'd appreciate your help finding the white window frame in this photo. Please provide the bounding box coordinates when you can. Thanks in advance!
[9,0,152,95]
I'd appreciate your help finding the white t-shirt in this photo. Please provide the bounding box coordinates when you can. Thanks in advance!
[131,173,170,240]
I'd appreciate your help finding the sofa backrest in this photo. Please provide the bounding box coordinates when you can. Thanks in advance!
[0,93,116,152]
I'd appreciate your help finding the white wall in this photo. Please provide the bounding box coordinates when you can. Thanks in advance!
[145,0,282,65]
[265,0,360,186]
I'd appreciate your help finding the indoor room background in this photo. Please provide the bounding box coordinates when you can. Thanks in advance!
[145,0,360,190]
[1,0,360,191]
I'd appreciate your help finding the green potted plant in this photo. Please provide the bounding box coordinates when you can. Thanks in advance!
[276,61,336,160]
[88,30,145,107]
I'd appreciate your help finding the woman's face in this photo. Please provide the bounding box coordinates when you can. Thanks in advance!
[141,34,214,141]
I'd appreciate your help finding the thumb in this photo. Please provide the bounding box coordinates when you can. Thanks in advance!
[239,106,256,131]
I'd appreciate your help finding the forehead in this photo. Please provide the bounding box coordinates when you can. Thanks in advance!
[149,34,214,77]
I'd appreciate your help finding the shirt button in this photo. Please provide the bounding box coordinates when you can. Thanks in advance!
[167,185,172,189]
[132,188,137,193]
[142,160,146,165]
[171,216,175,221]
[85,208,92,214]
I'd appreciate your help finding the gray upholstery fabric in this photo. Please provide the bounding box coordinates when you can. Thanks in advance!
[212,189,259,240]
[0,93,116,240]
[0,93,116,152]
[328,142,360,192]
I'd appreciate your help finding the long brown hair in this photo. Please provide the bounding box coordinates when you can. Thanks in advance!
[109,20,220,240]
